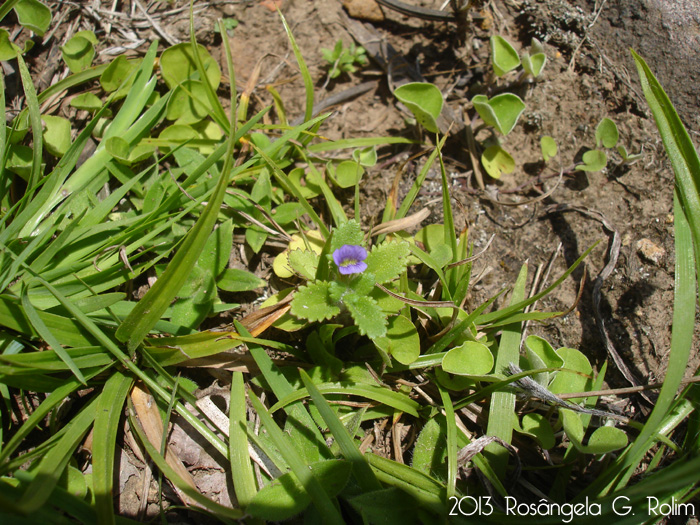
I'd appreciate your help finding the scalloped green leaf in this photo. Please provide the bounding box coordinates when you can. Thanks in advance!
[575,149,607,172]
[373,315,419,365]
[330,220,364,252]
[472,93,525,136]
[345,293,386,339]
[490,35,520,77]
[481,144,515,179]
[394,82,443,134]
[364,241,410,284]
[442,341,494,377]
[290,281,341,322]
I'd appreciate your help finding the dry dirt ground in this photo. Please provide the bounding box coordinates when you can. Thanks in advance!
[7,0,700,519]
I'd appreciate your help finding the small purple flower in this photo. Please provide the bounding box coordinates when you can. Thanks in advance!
[333,244,368,275]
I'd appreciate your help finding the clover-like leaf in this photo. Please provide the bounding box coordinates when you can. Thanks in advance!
[364,241,410,284]
[490,35,520,77]
[560,410,628,454]
[472,93,525,136]
[575,149,607,172]
[290,281,341,322]
[330,160,364,188]
[330,220,364,253]
[549,347,593,400]
[344,293,386,339]
[481,145,515,179]
[100,55,139,96]
[394,82,443,134]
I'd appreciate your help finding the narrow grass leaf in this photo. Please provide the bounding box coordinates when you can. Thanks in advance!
[248,391,344,524]
[485,263,527,477]
[20,285,86,384]
[229,371,257,508]
[16,397,97,513]
[437,384,457,499]
[92,370,133,525]
[299,369,382,491]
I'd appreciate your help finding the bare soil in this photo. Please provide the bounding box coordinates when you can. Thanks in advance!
[8,0,700,518]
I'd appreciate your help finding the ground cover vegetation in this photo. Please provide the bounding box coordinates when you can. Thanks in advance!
[0,0,699,523]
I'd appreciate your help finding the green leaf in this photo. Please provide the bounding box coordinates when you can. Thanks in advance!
[288,249,320,280]
[540,135,558,162]
[0,29,21,60]
[515,413,555,449]
[290,281,341,322]
[412,417,446,475]
[247,459,350,521]
[41,114,71,157]
[159,43,221,90]
[14,0,52,36]
[99,55,139,95]
[61,32,96,73]
[472,93,525,136]
[442,341,494,378]
[352,145,377,167]
[586,426,629,454]
[218,268,266,292]
[481,145,515,179]
[69,93,103,111]
[523,334,563,387]
[345,293,386,339]
[373,314,420,364]
[330,220,364,252]
[6,144,33,179]
[331,160,364,188]
[521,38,546,77]
[549,347,593,400]
[104,136,130,163]
[229,372,257,508]
[364,241,410,284]
[92,371,133,525]
[596,117,619,148]
[393,82,444,134]
[490,35,520,77]
[348,487,421,524]
[575,149,607,172]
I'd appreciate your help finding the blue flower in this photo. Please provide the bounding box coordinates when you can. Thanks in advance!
[333,244,368,275]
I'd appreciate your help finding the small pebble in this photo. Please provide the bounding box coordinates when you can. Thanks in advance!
[343,0,385,22]
[636,238,665,265]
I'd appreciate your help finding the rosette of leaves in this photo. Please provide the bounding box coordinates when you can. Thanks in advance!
[289,220,410,339]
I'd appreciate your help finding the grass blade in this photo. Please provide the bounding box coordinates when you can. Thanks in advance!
[92,370,133,525]
[247,390,344,524]
[229,371,257,508]
[299,369,382,492]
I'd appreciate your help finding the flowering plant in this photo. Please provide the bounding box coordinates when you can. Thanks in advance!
[288,220,410,339]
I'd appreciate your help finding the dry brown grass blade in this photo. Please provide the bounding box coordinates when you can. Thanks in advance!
[130,383,199,506]
[370,208,430,236]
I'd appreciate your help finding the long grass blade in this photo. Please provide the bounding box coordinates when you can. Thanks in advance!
[229,371,257,508]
